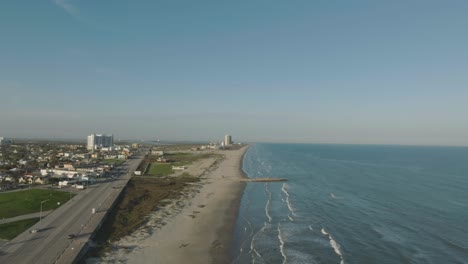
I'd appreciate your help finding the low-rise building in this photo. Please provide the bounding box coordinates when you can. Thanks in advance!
[78,153,91,159]
[18,175,33,184]
[152,150,164,156]
[63,163,75,170]
[41,169,79,178]
[34,176,47,185]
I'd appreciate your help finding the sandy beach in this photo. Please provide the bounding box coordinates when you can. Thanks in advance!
[96,145,249,264]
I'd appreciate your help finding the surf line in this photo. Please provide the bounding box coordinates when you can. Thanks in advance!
[277,223,287,264]
[281,183,297,217]
[321,228,345,264]
[250,222,267,262]
[265,183,272,223]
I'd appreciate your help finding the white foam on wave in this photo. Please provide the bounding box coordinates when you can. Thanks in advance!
[281,183,297,217]
[309,225,313,232]
[321,228,345,264]
[281,182,288,195]
[329,237,344,264]
[232,217,254,264]
[250,222,267,261]
[288,214,294,222]
[253,249,261,258]
[265,199,272,223]
[321,228,329,235]
[277,223,287,264]
[243,216,254,237]
[330,192,343,200]
[264,184,273,222]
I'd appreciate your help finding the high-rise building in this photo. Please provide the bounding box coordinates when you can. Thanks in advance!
[224,134,232,146]
[0,137,13,145]
[87,134,114,150]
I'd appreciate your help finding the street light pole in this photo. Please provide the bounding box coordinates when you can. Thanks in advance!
[40,199,49,223]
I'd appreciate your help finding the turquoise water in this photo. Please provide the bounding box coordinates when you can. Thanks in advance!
[232,144,468,264]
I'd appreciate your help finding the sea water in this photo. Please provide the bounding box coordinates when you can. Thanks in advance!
[232,144,468,264]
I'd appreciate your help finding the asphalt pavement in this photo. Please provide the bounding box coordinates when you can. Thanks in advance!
[0,155,144,264]
[0,210,53,225]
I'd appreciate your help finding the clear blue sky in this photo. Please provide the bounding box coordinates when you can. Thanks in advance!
[1,0,467,145]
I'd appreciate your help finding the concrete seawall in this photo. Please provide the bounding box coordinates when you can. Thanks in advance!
[71,180,130,263]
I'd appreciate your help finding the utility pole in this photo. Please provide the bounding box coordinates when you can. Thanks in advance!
[40,199,49,223]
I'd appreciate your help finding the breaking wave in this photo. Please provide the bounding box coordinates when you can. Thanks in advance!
[282,183,297,217]
[277,223,287,264]
[321,228,345,264]
[265,184,272,223]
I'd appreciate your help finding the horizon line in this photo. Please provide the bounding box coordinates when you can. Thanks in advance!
[4,137,467,148]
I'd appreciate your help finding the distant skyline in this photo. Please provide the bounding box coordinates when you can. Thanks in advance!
[1,1,468,146]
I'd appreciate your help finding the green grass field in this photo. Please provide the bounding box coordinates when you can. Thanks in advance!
[147,163,173,176]
[0,189,72,218]
[166,152,202,165]
[145,152,219,176]
[165,152,218,165]
[0,218,39,240]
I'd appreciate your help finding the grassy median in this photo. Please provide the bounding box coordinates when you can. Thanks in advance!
[0,189,72,218]
[0,218,39,240]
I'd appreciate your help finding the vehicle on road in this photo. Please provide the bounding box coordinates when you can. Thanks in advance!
[30,229,38,234]
[67,234,75,239]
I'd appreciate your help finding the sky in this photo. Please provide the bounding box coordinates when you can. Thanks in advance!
[1,0,467,145]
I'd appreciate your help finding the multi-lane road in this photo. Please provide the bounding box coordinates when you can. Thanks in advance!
[0,154,144,264]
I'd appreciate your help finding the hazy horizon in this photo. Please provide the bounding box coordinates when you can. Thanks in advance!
[6,136,468,148]
[2,1,468,146]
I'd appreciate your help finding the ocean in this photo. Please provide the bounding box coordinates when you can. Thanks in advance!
[232,143,468,264]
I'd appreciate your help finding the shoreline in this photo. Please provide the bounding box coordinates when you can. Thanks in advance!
[210,145,249,263]
[94,145,250,264]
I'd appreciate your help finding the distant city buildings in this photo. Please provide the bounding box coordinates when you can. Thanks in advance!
[0,137,13,145]
[87,134,114,151]
[224,134,232,146]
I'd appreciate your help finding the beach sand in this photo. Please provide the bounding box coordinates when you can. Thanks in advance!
[97,145,248,264]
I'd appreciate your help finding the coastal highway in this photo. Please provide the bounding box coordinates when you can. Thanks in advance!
[0,154,144,264]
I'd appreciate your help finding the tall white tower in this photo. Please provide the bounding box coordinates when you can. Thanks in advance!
[224,134,232,146]
[87,134,114,150]
[87,134,95,150]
